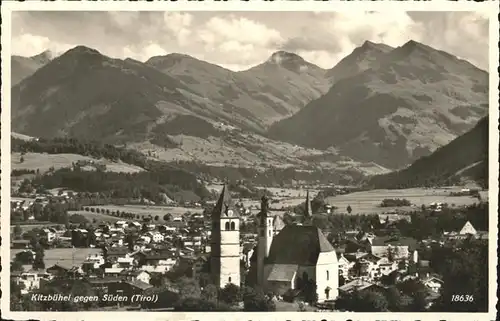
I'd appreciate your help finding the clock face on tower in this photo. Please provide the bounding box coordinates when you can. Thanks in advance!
[227,209,234,216]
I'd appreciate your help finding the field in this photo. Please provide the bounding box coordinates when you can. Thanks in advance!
[325,187,486,214]
[11,152,145,174]
[209,186,487,215]
[84,205,204,222]
[68,210,123,223]
[11,247,101,269]
[10,223,58,233]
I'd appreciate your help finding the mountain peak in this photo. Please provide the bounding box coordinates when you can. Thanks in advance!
[30,50,54,64]
[400,40,435,54]
[268,51,305,65]
[358,40,393,53]
[361,40,377,49]
[64,45,102,57]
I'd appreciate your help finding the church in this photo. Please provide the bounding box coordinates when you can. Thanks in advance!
[210,185,339,302]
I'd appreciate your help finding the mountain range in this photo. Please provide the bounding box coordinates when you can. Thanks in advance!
[11,40,489,181]
[269,40,488,169]
[11,50,54,86]
[367,116,489,188]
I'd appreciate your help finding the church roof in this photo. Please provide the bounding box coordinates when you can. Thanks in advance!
[273,215,285,231]
[212,185,238,219]
[266,225,335,265]
[266,264,298,282]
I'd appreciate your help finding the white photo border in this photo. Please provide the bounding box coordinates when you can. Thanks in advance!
[1,1,498,321]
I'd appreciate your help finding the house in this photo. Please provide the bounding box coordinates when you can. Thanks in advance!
[337,254,353,279]
[12,269,51,294]
[373,257,398,279]
[242,243,255,268]
[106,247,130,262]
[369,236,417,260]
[46,264,83,279]
[117,256,135,268]
[422,274,444,293]
[104,267,125,277]
[265,264,299,294]
[129,222,142,228]
[119,270,151,284]
[149,232,164,243]
[11,240,31,249]
[41,228,57,243]
[339,278,387,295]
[354,253,382,279]
[81,254,105,271]
[115,221,127,228]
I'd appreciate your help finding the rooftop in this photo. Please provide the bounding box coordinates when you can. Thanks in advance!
[267,225,336,265]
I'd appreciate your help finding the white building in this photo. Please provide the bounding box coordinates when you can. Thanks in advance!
[210,185,241,289]
[255,192,339,302]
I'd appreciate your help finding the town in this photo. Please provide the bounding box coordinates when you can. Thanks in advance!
[10,182,489,312]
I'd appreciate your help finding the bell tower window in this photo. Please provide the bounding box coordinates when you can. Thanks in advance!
[225,222,230,230]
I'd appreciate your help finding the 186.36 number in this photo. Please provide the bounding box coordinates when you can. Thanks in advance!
[451,294,474,302]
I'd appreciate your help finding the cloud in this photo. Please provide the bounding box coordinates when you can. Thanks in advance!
[9,11,489,71]
[123,43,168,62]
[163,12,193,46]
[11,33,75,57]
[199,16,283,47]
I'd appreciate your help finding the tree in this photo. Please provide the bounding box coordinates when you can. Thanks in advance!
[125,233,137,252]
[15,250,34,265]
[431,239,487,312]
[339,290,389,312]
[163,213,172,221]
[243,286,276,311]
[177,277,201,300]
[300,278,318,305]
[11,260,24,272]
[347,205,352,214]
[201,284,218,303]
[32,248,45,269]
[154,215,159,221]
[174,297,218,311]
[13,224,23,239]
[386,286,404,312]
[218,283,241,305]
[397,279,428,311]
[150,273,164,287]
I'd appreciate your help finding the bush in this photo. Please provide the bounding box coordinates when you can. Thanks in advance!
[243,286,276,311]
[380,198,411,207]
[283,288,296,303]
[218,283,241,305]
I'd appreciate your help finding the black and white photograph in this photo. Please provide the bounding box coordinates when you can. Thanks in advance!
[1,4,498,320]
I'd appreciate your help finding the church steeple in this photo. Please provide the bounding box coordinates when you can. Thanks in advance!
[304,190,312,218]
[212,184,238,219]
[259,195,270,225]
[210,184,240,288]
[257,194,273,285]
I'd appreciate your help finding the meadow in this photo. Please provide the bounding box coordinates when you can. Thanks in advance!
[12,247,101,269]
[83,204,204,222]
[325,187,486,214]
[11,152,145,174]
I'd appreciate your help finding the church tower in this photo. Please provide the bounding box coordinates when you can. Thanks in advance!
[303,190,312,224]
[257,195,273,285]
[210,185,240,288]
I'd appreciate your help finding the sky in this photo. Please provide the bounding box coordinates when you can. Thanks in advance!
[11,11,489,71]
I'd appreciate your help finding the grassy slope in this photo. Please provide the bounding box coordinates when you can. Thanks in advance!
[367,116,488,189]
